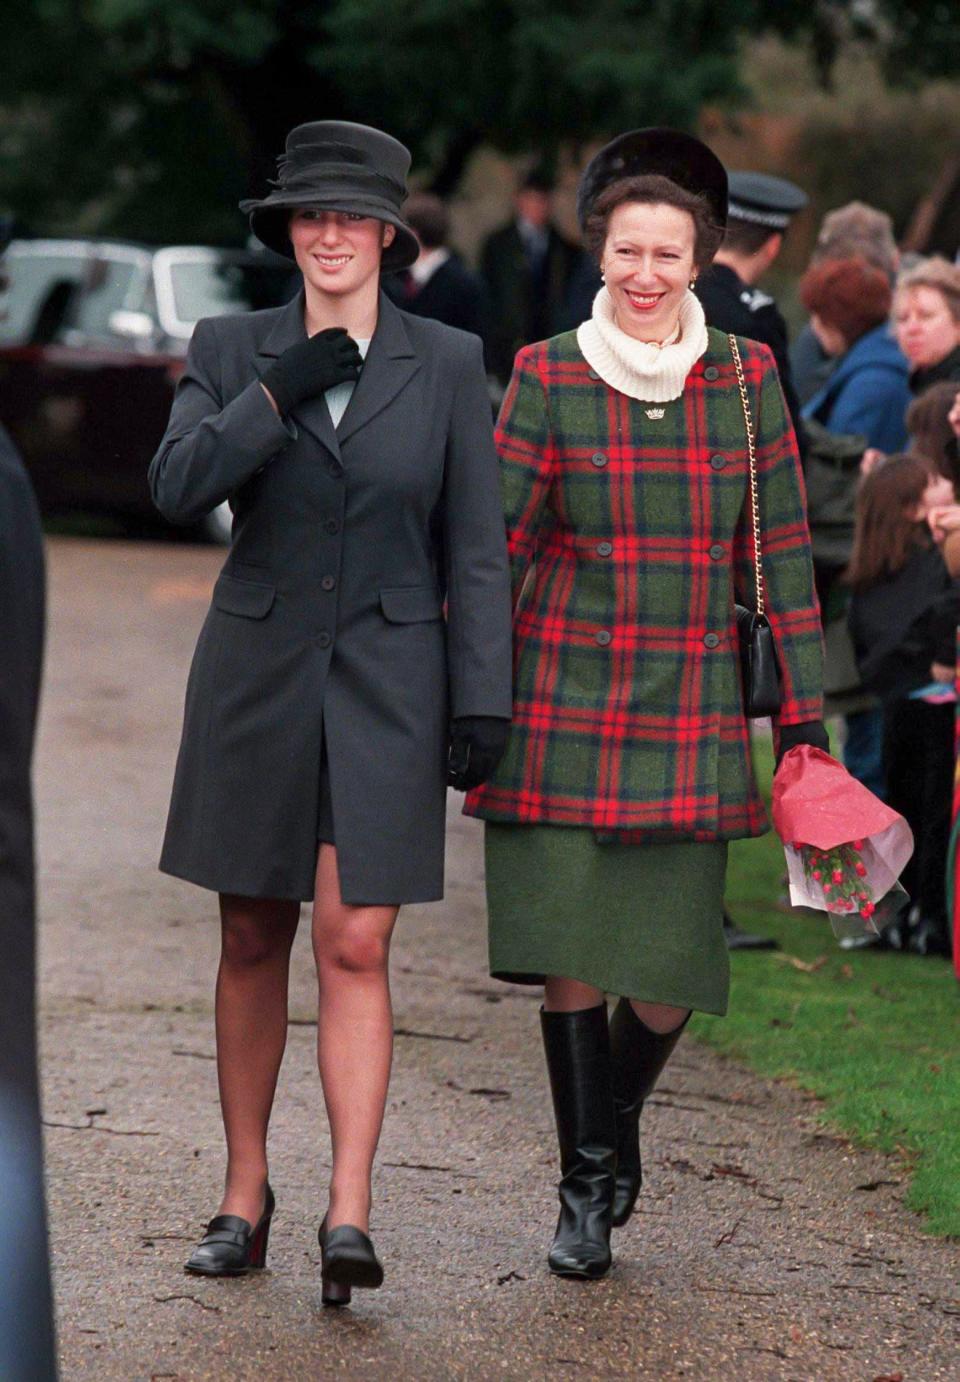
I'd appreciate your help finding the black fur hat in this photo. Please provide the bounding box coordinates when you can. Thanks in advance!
[577,128,728,232]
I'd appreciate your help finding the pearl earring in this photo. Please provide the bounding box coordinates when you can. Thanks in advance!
[689,276,697,289]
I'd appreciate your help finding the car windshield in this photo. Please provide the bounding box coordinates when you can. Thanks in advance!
[0,249,87,344]
[166,257,298,329]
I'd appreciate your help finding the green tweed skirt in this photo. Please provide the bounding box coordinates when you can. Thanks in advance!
[484,823,730,1016]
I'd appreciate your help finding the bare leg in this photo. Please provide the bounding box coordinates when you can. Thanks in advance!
[312,844,399,1233]
[629,1000,690,1033]
[216,893,300,1225]
[543,976,604,1012]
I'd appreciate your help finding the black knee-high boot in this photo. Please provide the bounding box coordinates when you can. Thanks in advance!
[540,1004,616,1279]
[609,1000,689,1228]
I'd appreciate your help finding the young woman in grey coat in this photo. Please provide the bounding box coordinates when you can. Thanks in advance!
[149,121,512,1303]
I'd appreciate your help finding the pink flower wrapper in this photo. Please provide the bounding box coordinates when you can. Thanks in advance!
[772,745,914,941]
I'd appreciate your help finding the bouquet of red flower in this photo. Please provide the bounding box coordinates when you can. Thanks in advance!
[772,745,914,941]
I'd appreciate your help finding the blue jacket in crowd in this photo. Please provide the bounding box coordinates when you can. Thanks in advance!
[802,323,910,453]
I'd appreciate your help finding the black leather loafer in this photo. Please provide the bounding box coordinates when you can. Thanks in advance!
[318,1217,384,1305]
[184,1184,275,1276]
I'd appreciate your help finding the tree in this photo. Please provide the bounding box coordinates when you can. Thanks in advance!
[1,0,957,243]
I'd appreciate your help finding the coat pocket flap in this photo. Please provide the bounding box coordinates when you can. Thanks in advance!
[214,573,276,619]
[379,586,443,623]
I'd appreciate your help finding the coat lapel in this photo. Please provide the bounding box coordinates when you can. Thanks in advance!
[255,292,341,460]
[336,293,421,446]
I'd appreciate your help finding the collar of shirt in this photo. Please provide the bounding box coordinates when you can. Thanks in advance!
[410,247,451,287]
[517,218,549,258]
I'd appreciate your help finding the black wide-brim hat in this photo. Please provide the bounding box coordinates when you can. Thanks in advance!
[239,120,420,274]
[577,128,728,233]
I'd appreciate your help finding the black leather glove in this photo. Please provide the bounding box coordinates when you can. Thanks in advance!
[448,716,511,791]
[260,328,362,415]
[775,720,830,768]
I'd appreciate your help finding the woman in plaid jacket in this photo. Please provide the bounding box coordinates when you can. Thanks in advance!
[465,130,826,1280]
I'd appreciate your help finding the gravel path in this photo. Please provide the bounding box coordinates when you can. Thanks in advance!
[38,539,959,1381]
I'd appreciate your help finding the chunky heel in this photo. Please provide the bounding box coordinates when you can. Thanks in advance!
[322,1276,352,1307]
[317,1216,383,1305]
[248,1214,272,1269]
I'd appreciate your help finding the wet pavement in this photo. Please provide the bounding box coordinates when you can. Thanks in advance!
[37,538,959,1380]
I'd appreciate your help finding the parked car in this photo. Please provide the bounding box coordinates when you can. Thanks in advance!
[0,238,297,542]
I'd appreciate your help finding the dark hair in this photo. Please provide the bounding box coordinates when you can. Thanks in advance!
[799,255,892,348]
[906,380,960,486]
[845,453,930,591]
[722,219,780,256]
[583,174,724,272]
[404,192,449,249]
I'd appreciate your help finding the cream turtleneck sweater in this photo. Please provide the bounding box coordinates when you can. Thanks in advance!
[576,286,709,403]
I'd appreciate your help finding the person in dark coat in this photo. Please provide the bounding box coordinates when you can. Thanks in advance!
[0,424,57,1381]
[847,454,959,956]
[149,121,513,1302]
[479,169,582,387]
[383,192,490,359]
[696,171,808,454]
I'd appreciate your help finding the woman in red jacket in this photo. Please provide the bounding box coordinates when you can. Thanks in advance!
[466,130,826,1279]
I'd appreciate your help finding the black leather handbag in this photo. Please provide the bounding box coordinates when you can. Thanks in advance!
[729,334,782,718]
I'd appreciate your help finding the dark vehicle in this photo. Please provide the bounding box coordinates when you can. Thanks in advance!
[0,239,297,542]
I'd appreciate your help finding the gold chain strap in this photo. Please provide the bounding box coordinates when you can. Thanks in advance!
[727,333,764,618]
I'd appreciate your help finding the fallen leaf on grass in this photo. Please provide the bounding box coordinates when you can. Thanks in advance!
[773,953,829,973]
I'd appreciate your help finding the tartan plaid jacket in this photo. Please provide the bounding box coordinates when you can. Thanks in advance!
[464,326,824,840]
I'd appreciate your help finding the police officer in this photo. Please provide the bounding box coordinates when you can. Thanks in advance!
[697,171,808,456]
[697,172,809,952]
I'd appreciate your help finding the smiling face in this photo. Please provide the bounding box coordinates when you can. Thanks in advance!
[894,285,960,370]
[289,208,395,299]
[601,201,697,343]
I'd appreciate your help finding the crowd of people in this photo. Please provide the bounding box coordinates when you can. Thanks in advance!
[796,233,960,959]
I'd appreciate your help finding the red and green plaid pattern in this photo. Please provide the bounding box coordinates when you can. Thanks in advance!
[465,327,823,839]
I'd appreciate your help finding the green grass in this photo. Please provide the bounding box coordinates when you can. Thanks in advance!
[690,739,960,1237]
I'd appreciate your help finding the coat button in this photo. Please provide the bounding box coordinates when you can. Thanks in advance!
[318,631,332,649]
[595,629,612,646]
[703,632,720,649]
[591,451,608,468]
[709,543,725,560]
[710,454,727,470]
[704,365,719,381]
[328,461,343,478]
[324,519,340,535]
[321,575,336,591]
[597,541,613,557]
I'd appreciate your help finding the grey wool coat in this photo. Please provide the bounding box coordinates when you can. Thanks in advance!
[149,292,512,905]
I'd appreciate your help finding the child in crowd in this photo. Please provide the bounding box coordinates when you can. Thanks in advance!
[905,380,960,488]
[847,455,959,955]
